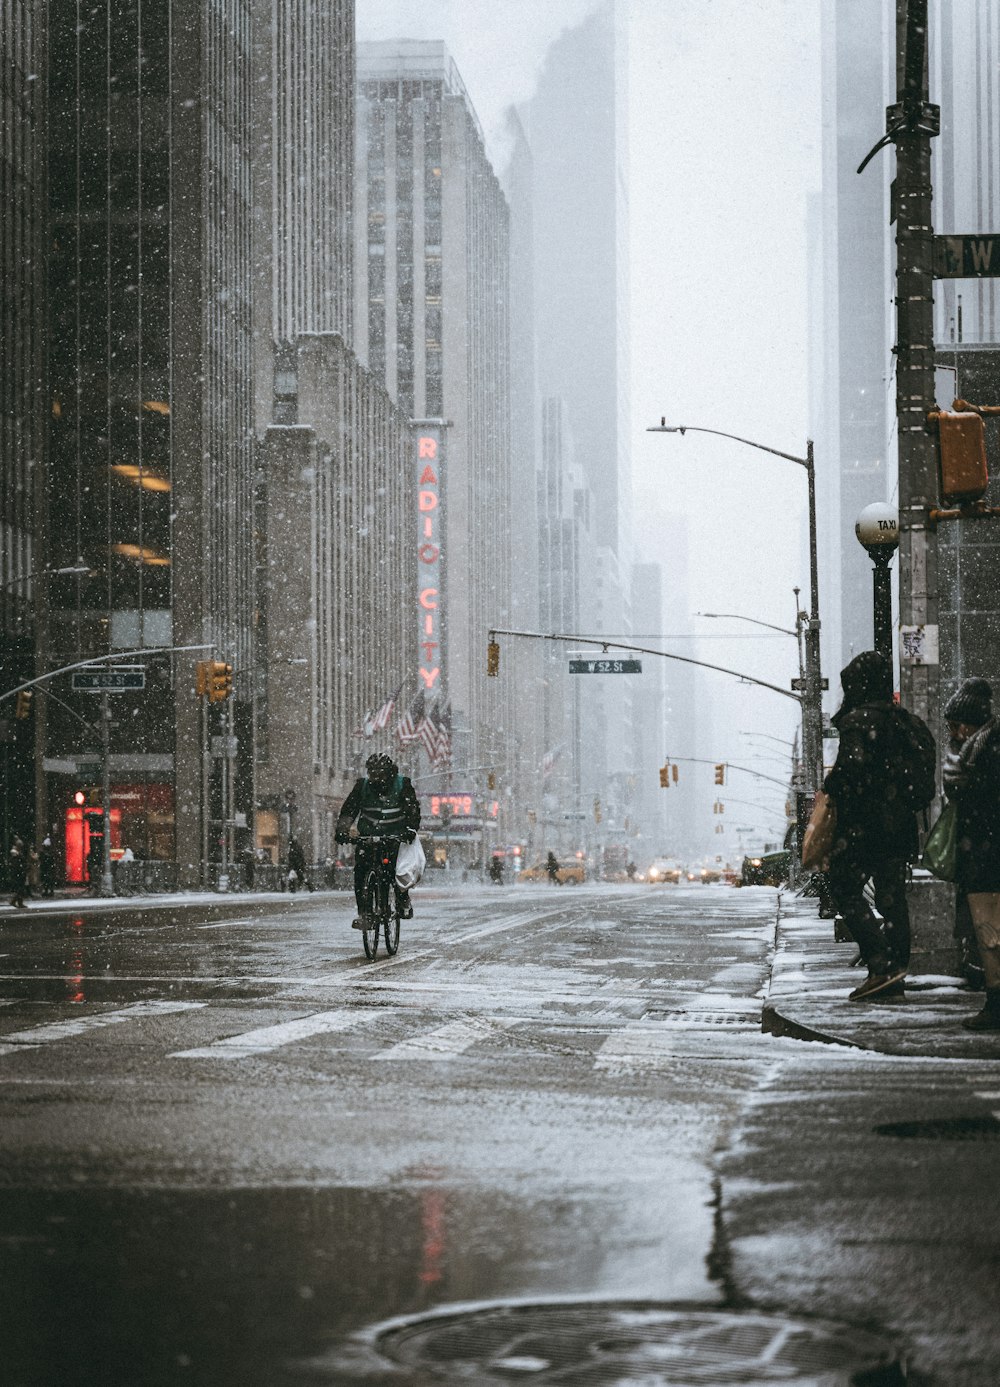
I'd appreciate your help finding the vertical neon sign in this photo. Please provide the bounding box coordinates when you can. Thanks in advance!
[416,426,444,693]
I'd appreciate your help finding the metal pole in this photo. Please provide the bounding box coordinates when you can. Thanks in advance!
[872,550,895,661]
[226,696,235,882]
[201,693,209,888]
[99,691,113,897]
[893,0,939,727]
[803,439,824,795]
[220,700,229,891]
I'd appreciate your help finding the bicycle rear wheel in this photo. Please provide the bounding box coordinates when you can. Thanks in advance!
[361,870,380,960]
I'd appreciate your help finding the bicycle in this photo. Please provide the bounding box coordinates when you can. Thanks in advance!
[354,833,404,961]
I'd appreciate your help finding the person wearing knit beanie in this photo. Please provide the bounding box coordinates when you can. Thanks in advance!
[943,677,993,730]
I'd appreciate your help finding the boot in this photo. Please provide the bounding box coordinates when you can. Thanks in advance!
[961,987,1000,1032]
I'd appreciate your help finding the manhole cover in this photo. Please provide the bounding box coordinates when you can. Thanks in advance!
[319,1299,905,1384]
[875,1113,1000,1141]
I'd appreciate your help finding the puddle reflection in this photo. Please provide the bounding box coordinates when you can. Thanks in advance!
[0,1183,610,1387]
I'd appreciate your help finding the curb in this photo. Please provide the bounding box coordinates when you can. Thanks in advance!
[761,1000,862,1048]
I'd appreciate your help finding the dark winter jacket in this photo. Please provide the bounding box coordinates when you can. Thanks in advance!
[335,775,420,843]
[945,717,1000,893]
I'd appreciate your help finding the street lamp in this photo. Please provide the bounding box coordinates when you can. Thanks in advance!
[855,502,899,663]
[648,421,824,797]
[0,563,90,595]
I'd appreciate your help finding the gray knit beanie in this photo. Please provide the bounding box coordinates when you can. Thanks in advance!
[943,677,993,726]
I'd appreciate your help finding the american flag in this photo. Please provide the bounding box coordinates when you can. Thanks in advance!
[428,699,452,766]
[353,686,400,739]
[373,685,401,733]
[417,699,439,760]
[541,744,563,779]
[396,689,425,745]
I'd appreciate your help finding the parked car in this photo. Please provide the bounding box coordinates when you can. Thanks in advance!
[517,858,586,885]
[741,850,791,886]
[644,859,682,884]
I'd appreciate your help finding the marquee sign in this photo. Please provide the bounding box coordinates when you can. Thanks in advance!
[415,425,445,694]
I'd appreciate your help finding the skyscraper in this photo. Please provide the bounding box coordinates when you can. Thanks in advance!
[524,0,630,558]
[43,0,256,882]
[355,41,513,810]
[1,1,47,847]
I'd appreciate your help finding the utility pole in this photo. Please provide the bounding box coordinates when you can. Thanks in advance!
[860,0,940,721]
[894,0,939,726]
[100,691,113,897]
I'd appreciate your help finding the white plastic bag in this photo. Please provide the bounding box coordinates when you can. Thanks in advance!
[395,834,426,890]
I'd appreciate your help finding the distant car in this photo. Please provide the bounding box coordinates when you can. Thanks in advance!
[698,866,722,884]
[517,858,586,885]
[644,859,682,884]
[741,851,790,887]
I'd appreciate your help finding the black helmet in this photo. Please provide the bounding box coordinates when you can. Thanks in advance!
[366,752,397,785]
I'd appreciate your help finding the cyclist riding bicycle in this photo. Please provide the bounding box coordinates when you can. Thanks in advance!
[335,752,421,927]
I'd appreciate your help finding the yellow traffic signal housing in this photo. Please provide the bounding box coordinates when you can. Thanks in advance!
[659,765,670,788]
[15,689,33,719]
[930,410,989,503]
[593,796,602,824]
[487,638,500,677]
[714,763,726,785]
[487,771,496,790]
[208,661,233,702]
[672,763,678,783]
[195,661,210,697]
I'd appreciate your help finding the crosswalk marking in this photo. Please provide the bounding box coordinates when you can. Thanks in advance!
[377,1015,518,1061]
[171,1008,376,1060]
[0,1000,206,1058]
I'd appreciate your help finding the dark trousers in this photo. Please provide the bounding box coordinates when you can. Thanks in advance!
[827,851,910,973]
[353,840,403,914]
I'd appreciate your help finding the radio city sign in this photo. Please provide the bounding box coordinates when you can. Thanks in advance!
[416,426,445,692]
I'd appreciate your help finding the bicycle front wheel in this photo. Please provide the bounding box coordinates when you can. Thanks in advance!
[361,870,380,960]
[384,902,400,956]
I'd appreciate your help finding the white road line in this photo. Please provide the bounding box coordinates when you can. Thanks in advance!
[594,1029,683,1070]
[0,1000,206,1057]
[195,919,253,930]
[377,1015,518,1061]
[171,1007,377,1060]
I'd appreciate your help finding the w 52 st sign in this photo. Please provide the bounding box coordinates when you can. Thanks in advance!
[934,235,1000,279]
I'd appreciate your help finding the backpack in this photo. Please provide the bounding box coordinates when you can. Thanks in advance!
[889,706,937,813]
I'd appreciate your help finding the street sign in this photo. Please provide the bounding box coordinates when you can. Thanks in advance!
[790,677,829,691]
[72,670,145,692]
[933,234,1000,279]
[569,659,642,675]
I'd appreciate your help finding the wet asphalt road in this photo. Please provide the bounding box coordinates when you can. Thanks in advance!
[0,883,998,1384]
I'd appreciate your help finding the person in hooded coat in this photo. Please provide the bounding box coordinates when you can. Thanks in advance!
[823,651,925,1002]
[941,677,1000,1031]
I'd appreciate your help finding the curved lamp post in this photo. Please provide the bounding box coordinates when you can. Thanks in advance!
[855,502,899,663]
[648,422,824,797]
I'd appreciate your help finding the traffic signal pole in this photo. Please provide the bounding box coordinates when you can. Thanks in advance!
[859,0,940,724]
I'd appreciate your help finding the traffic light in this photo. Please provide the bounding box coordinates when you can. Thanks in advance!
[487,638,500,677]
[195,660,210,697]
[208,661,233,702]
[15,690,33,719]
[487,771,496,790]
[714,763,726,785]
[659,764,670,788]
[672,763,678,784]
[929,408,989,503]
[593,796,602,824]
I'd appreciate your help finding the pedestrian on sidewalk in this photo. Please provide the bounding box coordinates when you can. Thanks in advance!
[824,651,935,1002]
[941,677,1000,1032]
[8,835,28,909]
[38,835,56,898]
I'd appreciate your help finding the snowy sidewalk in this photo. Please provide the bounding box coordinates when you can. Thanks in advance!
[763,891,1000,1059]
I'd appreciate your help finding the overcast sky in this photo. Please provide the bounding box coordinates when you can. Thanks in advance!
[357,0,823,848]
